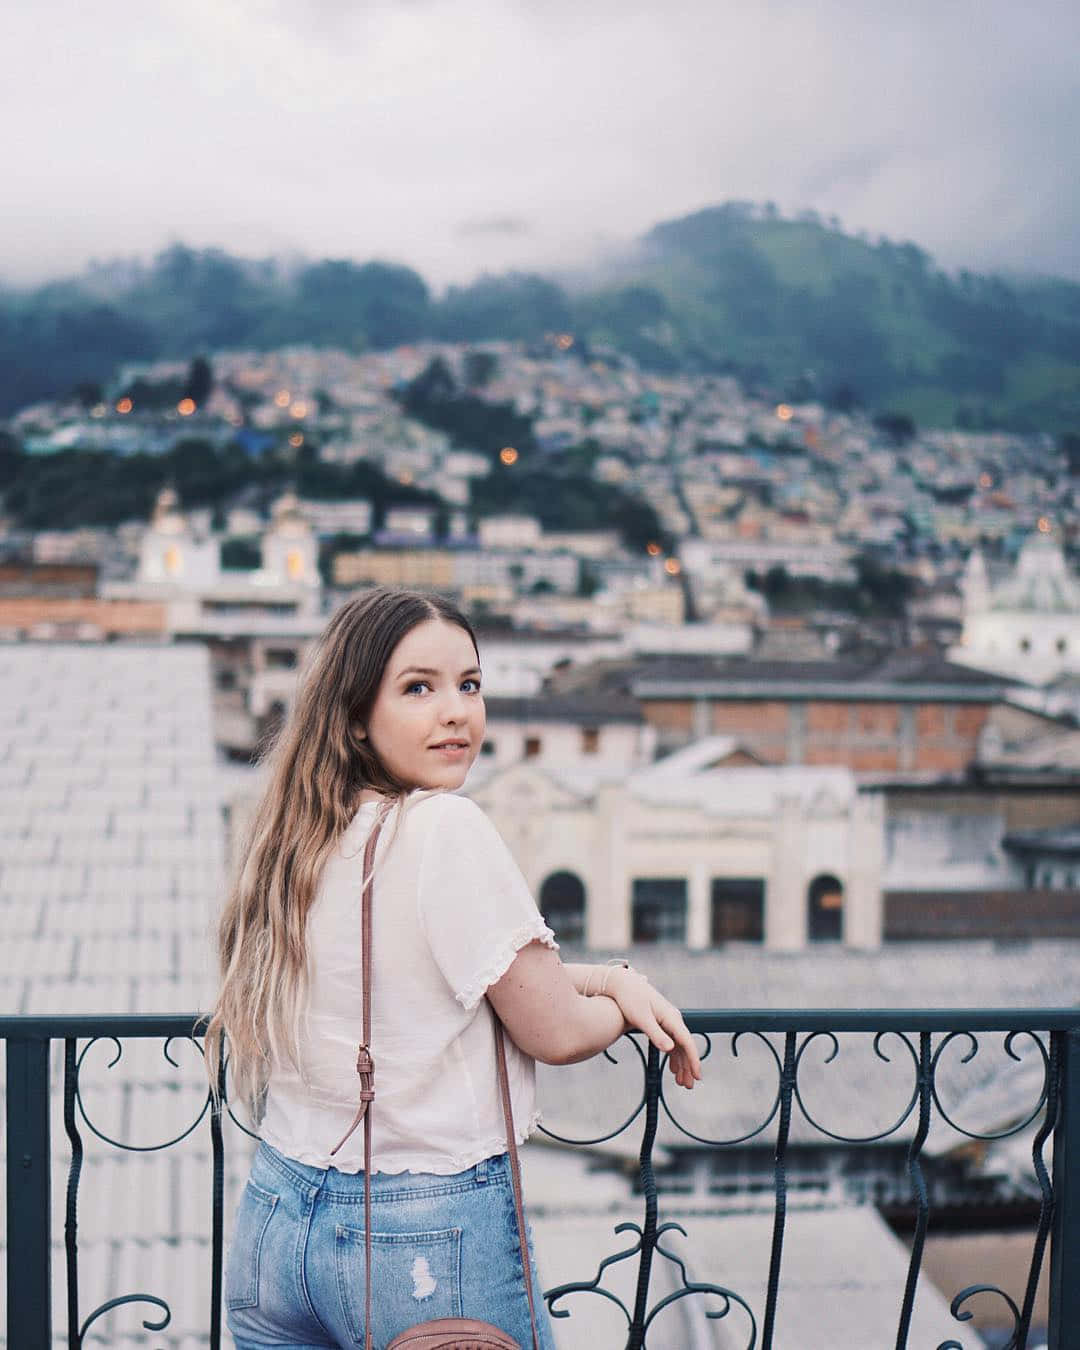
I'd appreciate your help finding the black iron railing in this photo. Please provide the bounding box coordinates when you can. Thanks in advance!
[3,1010,1078,1348]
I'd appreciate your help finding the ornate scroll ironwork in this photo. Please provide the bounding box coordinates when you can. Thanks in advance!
[3,1009,1075,1349]
[61,1029,212,1347]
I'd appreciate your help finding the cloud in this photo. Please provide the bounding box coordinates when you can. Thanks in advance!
[3,0,1079,287]
[455,217,531,237]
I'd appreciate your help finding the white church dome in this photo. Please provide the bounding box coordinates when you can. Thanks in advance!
[990,532,1080,615]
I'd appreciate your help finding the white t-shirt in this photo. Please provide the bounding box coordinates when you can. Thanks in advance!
[260,789,559,1175]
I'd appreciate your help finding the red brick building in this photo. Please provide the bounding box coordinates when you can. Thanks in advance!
[552,650,1012,773]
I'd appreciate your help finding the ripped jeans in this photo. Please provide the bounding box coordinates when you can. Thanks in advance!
[226,1141,556,1349]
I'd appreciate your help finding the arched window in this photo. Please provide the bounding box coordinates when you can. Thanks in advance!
[539,871,586,944]
[807,873,844,942]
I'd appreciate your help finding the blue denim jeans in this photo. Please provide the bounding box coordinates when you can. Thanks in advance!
[226,1141,556,1349]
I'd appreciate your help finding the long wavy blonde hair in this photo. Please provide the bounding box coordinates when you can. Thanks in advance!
[204,586,480,1118]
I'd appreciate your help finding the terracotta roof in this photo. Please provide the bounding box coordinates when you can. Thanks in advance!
[484,693,643,725]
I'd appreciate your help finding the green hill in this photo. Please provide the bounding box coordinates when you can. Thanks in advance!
[573,203,1080,430]
[3,205,1080,432]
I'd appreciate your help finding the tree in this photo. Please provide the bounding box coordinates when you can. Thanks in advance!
[578,561,601,598]
[853,553,914,617]
[437,273,573,341]
[71,381,103,408]
[403,356,457,407]
[0,431,23,485]
[183,355,214,406]
[1060,431,1080,476]
[294,259,431,349]
[873,411,917,445]
[824,383,861,413]
[763,565,791,600]
[463,350,498,389]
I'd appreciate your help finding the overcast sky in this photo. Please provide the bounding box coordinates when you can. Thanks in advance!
[6,0,1080,290]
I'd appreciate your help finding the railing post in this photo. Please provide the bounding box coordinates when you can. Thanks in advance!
[627,1040,661,1350]
[6,1035,53,1347]
[1049,1028,1080,1349]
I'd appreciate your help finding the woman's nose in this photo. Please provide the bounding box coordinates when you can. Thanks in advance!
[439,689,468,721]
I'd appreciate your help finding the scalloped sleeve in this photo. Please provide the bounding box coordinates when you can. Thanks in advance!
[416,794,559,1012]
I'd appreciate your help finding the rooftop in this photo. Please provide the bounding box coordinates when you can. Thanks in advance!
[551,649,1015,702]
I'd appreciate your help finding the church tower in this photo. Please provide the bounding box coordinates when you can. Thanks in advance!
[261,492,319,594]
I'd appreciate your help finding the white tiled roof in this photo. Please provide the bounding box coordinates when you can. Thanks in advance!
[529,1204,982,1349]
[0,642,240,1346]
[0,643,223,1020]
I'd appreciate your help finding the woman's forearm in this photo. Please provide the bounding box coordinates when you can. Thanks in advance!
[562,962,602,996]
[560,991,629,1064]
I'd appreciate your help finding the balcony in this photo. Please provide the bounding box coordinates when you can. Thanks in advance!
[3,1009,1077,1349]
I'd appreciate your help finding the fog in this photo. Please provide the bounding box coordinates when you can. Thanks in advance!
[5,0,1079,287]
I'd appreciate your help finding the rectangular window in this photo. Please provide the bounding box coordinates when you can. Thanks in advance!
[581,727,600,754]
[265,647,299,670]
[632,878,687,943]
[711,878,765,943]
[524,736,541,758]
[945,813,999,863]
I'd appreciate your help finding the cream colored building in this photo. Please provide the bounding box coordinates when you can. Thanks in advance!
[467,737,885,952]
[478,514,544,550]
[333,548,456,589]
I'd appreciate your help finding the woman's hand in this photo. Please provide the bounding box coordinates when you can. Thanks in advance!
[601,968,703,1089]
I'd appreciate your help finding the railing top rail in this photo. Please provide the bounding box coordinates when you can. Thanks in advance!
[1,1008,1079,1040]
[0,1014,208,1039]
[683,1008,1080,1032]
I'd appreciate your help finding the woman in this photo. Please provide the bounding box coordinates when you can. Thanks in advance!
[207,586,702,1349]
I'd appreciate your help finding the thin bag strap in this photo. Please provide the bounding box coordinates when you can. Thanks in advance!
[348,806,541,1350]
[360,807,385,1350]
[493,1015,542,1350]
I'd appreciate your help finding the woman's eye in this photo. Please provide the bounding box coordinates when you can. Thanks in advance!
[406,681,431,695]
[462,679,482,694]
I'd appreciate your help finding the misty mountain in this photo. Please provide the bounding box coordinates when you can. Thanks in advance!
[2,204,1079,432]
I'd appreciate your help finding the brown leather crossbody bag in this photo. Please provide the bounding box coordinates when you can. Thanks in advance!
[328,808,542,1350]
